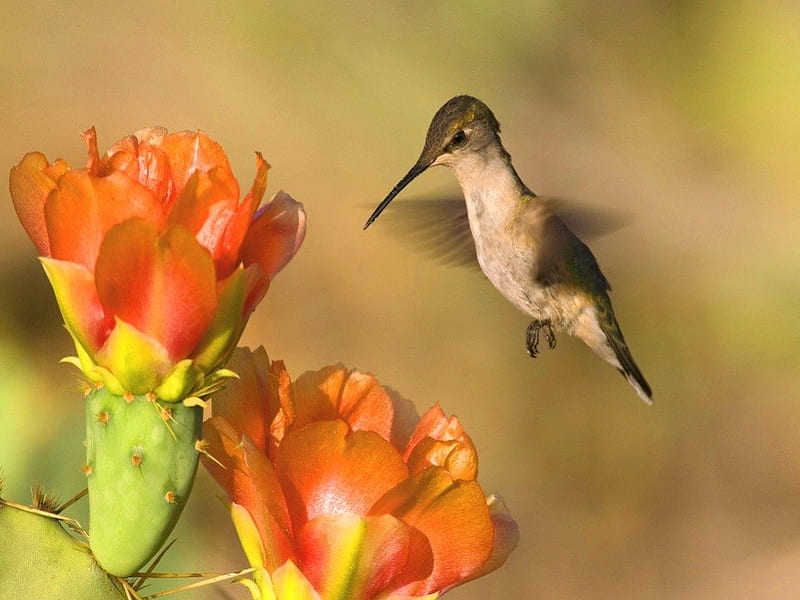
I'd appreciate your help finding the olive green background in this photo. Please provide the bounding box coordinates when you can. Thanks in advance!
[1,2,799,598]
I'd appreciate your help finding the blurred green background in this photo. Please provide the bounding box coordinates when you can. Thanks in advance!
[2,1,799,598]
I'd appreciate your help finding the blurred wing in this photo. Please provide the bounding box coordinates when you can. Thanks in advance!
[369,196,480,268]
[541,196,629,239]
[525,196,626,295]
[535,212,611,295]
[365,194,628,273]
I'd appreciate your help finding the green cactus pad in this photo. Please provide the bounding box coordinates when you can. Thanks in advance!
[85,387,202,576]
[0,500,125,599]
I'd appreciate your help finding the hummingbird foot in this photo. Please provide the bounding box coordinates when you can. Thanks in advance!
[526,319,557,358]
[545,321,557,349]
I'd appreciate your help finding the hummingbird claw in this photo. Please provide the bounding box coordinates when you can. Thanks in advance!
[526,320,541,357]
[526,319,556,358]
[545,322,557,349]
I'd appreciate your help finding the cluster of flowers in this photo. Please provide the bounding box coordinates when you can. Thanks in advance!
[10,129,517,598]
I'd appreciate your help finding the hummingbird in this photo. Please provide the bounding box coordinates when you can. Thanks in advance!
[364,95,652,403]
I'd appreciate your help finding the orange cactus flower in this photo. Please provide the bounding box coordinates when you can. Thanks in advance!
[9,128,305,401]
[202,347,519,600]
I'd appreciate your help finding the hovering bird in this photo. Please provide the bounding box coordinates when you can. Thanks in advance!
[364,95,652,403]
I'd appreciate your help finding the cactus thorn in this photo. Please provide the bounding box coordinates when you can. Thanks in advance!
[131,452,143,467]
[124,391,135,403]
[83,464,93,476]
[31,484,60,513]
[55,488,88,514]
[96,410,110,424]
[152,400,178,440]
[164,491,177,504]
[195,439,227,470]
[145,392,157,403]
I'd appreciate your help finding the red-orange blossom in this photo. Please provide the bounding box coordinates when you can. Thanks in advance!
[9,128,305,401]
[203,347,519,600]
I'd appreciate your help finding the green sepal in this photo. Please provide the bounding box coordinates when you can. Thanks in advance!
[227,499,267,569]
[85,386,202,576]
[192,267,247,372]
[94,318,173,395]
[39,257,103,359]
[66,330,126,395]
[155,359,204,403]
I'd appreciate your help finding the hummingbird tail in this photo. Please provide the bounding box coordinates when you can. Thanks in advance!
[578,297,652,404]
[606,329,652,404]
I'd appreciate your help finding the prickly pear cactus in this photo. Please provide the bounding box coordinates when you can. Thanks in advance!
[85,386,203,576]
[0,499,125,599]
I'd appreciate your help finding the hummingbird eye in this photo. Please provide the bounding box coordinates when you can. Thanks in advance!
[449,129,467,149]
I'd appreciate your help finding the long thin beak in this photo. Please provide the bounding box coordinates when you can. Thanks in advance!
[363,160,430,229]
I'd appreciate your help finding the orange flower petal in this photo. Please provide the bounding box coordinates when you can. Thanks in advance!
[40,258,113,353]
[287,366,348,430]
[210,346,282,453]
[405,405,470,458]
[296,513,433,600]
[338,370,398,440]
[405,437,478,481]
[444,494,519,593]
[240,191,306,280]
[159,130,236,205]
[241,263,270,316]
[372,468,494,595]
[405,406,477,480]
[167,168,242,267]
[9,152,69,256]
[201,152,268,281]
[268,359,295,452]
[95,220,217,361]
[275,421,409,530]
[44,170,165,271]
[286,367,408,444]
[202,416,294,571]
[384,389,422,451]
[100,128,173,207]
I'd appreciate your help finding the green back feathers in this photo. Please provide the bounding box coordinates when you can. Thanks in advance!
[535,214,611,297]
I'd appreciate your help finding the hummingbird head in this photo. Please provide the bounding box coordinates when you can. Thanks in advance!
[419,95,502,167]
[364,95,502,229]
